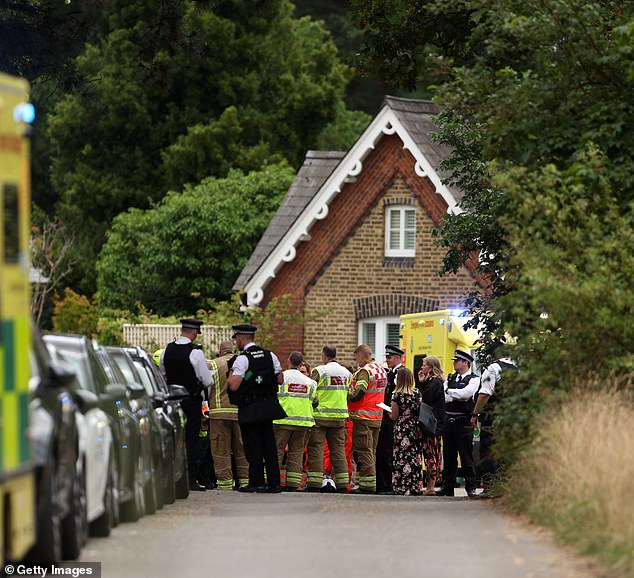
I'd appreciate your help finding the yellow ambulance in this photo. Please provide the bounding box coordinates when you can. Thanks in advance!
[400,309,480,376]
[0,71,36,565]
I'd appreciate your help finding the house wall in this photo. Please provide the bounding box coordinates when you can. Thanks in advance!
[262,134,474,368]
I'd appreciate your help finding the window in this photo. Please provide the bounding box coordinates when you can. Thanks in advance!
[359,317,401,362]
[385,206,416,257]
[3,183,19,263]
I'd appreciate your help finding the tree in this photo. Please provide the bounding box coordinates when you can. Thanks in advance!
[47,0,348,293]
[96,163,295,315]
[30,212,76,327]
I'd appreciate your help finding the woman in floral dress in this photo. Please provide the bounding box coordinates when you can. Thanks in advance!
[390,367,423,495]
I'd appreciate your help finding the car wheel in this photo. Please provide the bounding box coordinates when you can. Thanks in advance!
[28,461,62,564]
[120,453,145,523]
[61,462,87,560]
[144,453,158,516]
[175,462,189,500]
[163,458,176,505]
[90,450,116,537]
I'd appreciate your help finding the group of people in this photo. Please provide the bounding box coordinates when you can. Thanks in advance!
[160,318,510,496]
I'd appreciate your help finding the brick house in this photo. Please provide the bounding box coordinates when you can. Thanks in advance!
[233,97,474,366]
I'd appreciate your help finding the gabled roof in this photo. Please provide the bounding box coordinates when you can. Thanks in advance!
[233,150,345,291]
[234,96,461,304]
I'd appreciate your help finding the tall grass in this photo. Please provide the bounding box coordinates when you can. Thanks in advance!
[505,387,634,577]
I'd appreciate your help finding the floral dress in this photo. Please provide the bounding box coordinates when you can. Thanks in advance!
[391,389,423,495]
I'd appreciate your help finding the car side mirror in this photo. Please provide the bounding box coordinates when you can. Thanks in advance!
[47,362,77,389]
[152,392,167,408]
[102,383,128,403]
[73,389,99,414]
[126,382,146,400]
[167,384,189,401]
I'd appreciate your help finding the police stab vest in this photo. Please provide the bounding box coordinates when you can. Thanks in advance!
[348,361,387,421]
[164,341,203,396]
[445,371,477,415]
[313,362,350,420]
[274,369,317,427]
[231,345,278,407]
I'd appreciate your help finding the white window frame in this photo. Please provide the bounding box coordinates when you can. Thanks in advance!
[385,206,416,257]
[358,317,401,362]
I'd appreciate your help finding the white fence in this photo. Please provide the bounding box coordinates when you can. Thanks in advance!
[122,324,233,356]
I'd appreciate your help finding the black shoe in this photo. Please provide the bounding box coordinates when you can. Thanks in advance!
[189,482,207,492]
[238,485,266,493]
[200,480,216,490]
[466,489,477,497]
[350,488,375,495]
[376,490,393,495]
[435,488,454,497]
[266,486,283,494]
[299,486,321,493]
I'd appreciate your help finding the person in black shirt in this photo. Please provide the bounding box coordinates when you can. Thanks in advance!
[417,355,446,495]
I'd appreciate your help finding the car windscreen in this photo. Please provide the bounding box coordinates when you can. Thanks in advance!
[51,347,94,393]
[130,358,155,395]
[110,352,140,385]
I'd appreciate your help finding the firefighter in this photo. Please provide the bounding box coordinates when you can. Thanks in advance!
[274,352,317,491]
[208,341,250,490]
[306,345,352,493]
[348,344,387,494]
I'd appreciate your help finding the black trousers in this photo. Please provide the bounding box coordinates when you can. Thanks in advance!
[181,397,203,482]
[375,417,394,492]
[441,417,477,492]
[239,420,280,488]
[477,425,497,486]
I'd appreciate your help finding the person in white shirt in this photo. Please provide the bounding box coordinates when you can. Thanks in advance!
[161,318,216,491]
[436,350,480,497]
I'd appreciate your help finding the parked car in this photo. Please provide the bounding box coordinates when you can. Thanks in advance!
[124,347,189,500]
[43,334,131,536]
[102,346,164,515]
[27,330,94,563]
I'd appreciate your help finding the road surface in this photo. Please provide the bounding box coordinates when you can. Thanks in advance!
[80,490,600,578]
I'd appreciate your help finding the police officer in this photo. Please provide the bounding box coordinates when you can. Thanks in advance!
[348,344,388,494]
[161,318,216,491]
[274,351,317,491]
[437,350,480,497]
[227,324,284,493]
[376,344,404,494]
[208,341,250,491]
[471,358,516,493]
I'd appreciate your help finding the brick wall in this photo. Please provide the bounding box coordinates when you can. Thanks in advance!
[263,134,474,367]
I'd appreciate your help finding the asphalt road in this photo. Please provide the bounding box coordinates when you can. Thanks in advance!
[79,490,600,578]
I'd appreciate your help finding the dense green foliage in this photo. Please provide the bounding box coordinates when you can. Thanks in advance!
[97,164,294,315]
[354,0,634,462]
[45,0,349,293]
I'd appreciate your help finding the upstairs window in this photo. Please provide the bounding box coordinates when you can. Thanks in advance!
[385,206,415,257]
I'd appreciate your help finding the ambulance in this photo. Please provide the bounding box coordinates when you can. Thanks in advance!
[0,72,36,564]
[399,309,480,377]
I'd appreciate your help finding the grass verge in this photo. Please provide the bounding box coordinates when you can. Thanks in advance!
[504,387,634,577]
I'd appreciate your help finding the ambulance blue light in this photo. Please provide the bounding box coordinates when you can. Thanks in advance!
[14,103,35,124]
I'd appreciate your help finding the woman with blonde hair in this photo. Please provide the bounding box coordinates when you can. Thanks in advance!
[390,367,423,495]
[417,356,446,495]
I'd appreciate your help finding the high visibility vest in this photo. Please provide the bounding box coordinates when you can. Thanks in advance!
[348,361,387,421]
[313,362,351,420]
[274,369,317,428]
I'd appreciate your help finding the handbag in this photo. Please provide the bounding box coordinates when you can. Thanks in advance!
[418,402,438,436]
[238,397,287,425]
